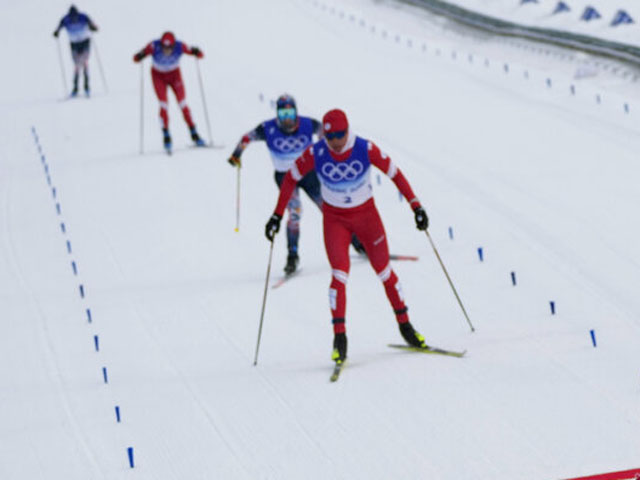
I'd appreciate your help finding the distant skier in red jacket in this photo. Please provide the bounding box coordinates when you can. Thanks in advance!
[133,31,205,154]
[265,109,430,364]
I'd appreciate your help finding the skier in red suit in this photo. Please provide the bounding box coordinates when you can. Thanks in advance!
[133,31,205,153]
[265,109,430,364]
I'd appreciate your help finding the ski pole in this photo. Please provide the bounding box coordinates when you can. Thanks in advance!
[139,61,144,155]
[194,58,213,146]
[234,165,241,232]
[92,39,108,93]
[55,36,68,95]
[253,239,275,366]
[425,230,475,332]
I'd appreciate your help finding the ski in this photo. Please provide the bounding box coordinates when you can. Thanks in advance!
[271,268,302,289]
[388,344,466,358]
[352,253,418,261]
[390,254,418,261]
[330,361,345,382]
[189,143,226,150]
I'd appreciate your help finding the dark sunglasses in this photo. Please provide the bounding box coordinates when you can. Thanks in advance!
[325,130,346,140]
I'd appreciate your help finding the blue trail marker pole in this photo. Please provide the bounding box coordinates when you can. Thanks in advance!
[102,367,108,384]
[448,227,453,240]
[86,308,92,323]
[94,335,99,352]
[79,284,85,298]
[115,406,121,423]
[511,271,517,286]
[590,329,597,347]
[477,247,484,262]
[550,301,556,315]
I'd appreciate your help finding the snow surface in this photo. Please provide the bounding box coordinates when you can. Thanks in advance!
[1,0,639,479]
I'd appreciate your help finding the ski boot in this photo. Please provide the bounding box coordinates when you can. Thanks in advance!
[84,73,90,97]
[162,128,172,155]
[331,332,347,363]
[70,87,79,98]
[399,322,426,348]
[284,252,299,275]
[190,126,206,147]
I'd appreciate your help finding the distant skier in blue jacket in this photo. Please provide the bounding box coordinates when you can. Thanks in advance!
[53,5,98,97]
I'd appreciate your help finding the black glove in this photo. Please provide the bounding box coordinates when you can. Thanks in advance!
[133,51,145,62]
[414,206,429,231]
[227,154,241,167]
[191,46,203,58]
[265,214,282,241]
[53,30,59,38]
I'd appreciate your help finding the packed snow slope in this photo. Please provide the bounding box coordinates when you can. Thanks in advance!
[1,0,639,479]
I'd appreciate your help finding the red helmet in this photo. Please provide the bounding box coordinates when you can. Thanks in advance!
[161,31,176,47]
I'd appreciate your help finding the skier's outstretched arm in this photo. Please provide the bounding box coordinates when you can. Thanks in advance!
[369,142,429,230]
[132,43,153,62]
[88,17,99,32]
[53,18,64,37]
[227,123,266,167]
[182,43,204,58]
[265,147,314,240]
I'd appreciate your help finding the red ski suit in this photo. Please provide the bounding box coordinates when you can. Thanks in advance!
[138,42,199,129]
[275,134,422,333]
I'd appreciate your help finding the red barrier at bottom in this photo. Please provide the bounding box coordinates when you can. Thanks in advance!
[564,468,640,480]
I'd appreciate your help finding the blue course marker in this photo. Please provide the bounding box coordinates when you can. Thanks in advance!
[71,261,77,275]
[511,271,517,286]
[477,247,484,262]
[86,308,92,323]
[115,406,121,423]
[550,301,556,315]
[94,335,99,352]
[590,329,597,347]
[66,240,72,253]
[102,367,108,384]
[127,447,135,468]
[448,227,453,240]
[79,284,85,298]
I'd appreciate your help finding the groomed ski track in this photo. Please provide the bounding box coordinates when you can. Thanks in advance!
[1,0,639,479]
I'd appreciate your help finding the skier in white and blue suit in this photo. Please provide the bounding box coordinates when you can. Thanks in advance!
[229,94,364,275]
[53,5,98,97]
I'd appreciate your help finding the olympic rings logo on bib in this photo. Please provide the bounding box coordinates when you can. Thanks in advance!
[321,160,364,182]
[273,135,309,153]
